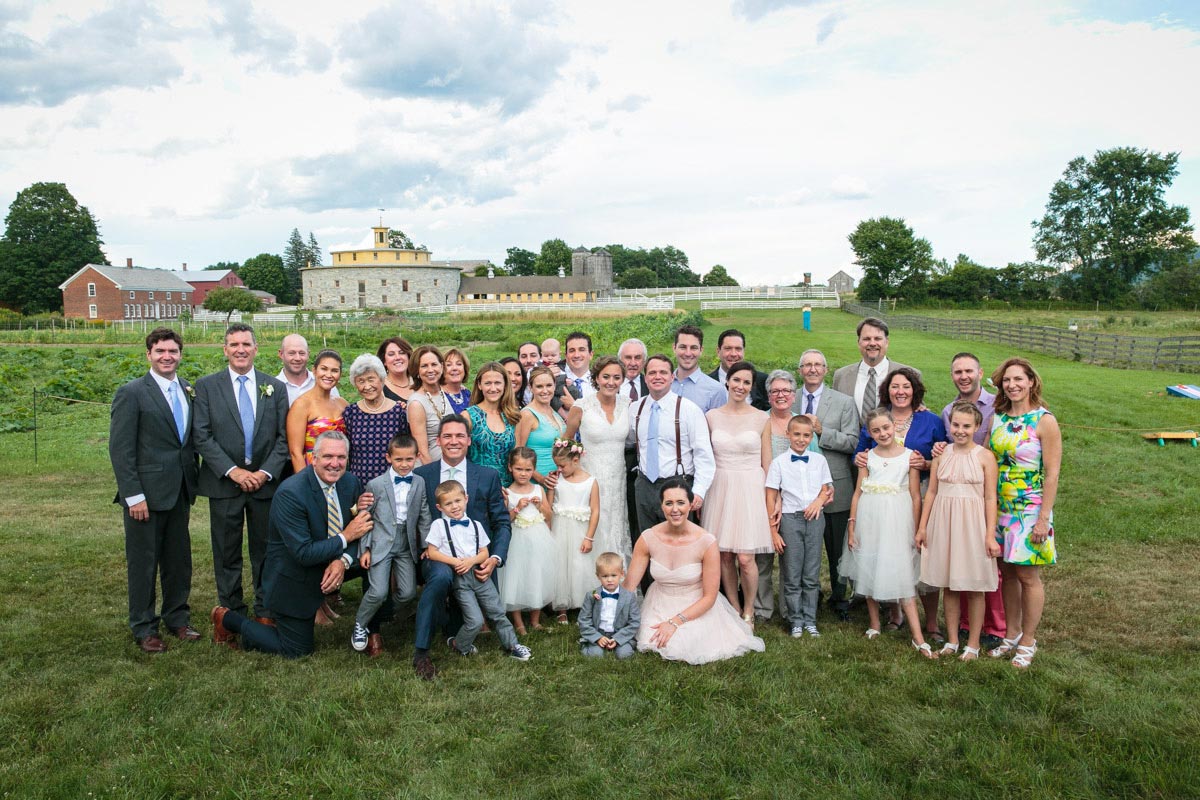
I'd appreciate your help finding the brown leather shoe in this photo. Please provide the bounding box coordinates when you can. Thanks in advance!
[254,616,276,627]
[366,633,384,658]
[211,606,237,649]
[172,625,201,641]
[413,653,437,681]
[137,634,167,654]
[315,600,338,626]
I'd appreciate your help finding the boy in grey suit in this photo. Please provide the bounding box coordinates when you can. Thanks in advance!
[353,435,432,652]
[578,553,641,659]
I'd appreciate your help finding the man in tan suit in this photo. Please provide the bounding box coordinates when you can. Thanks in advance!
[831,317,918,420]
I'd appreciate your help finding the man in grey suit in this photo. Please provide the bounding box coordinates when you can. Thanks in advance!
[193,323,290,623]
[831,317,918,420]
[794,349,860,620]
[355,433,433,653]
[109,328,200,653]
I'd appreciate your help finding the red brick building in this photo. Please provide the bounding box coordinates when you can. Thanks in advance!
[167,266,243,308]
[59,260,195,320]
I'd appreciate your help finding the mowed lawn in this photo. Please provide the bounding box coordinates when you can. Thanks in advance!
[0,308,1197,799]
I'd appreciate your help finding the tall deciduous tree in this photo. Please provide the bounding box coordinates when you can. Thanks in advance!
[1033,147,1195,303]
[617,266,658,289]
[203,286,262,322]
[504,246,536,276]
[0,182,107,313]
[848,217,934,302]
[388,229,415,249]
[238,253,288,300]
[533,238,572,276]
[702,264,739,286]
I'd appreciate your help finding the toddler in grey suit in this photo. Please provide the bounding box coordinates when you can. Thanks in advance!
[353,435,432,652]
[578,553,641,659]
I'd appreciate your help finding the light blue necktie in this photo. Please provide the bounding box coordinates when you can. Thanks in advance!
[168,383,186,443]
[574,377,584,393]
[645,400,661,482]
[237,375,254,464]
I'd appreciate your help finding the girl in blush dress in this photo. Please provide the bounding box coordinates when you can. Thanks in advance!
[499,447,556,634]
[842,408,938,659]
[625,478,765,664]
[550,439,600,621]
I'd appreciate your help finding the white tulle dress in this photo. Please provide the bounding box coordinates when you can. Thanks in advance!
[552,475,598,610]
[498,485,557,611]
[840,449,920,602]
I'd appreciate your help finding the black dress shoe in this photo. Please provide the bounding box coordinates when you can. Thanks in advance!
[413,653,437,681]
[137,634,167,654]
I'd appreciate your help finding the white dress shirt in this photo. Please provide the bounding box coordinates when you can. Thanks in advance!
[766,449,833,513]
[853,357,892,412]
[565,368,595,398]
[390,467,412,524]
[598,590,619,631]
[628,392,716,498]
[229,366,257,418]
[426,517,488,560]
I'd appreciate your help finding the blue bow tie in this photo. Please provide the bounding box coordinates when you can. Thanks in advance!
[448,518,470,527]
[791,453,809,463]
[393,475,412,484]
[600,590,620,600]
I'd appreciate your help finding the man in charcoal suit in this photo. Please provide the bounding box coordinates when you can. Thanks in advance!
[109,327,200,653]
[211,431,374,658]
[708,328,770,411]
[193,323,290,623]
[410,414,511,680]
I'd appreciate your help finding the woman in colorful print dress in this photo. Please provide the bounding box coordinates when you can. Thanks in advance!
[987,357,1061,669]
[287,349,348,473]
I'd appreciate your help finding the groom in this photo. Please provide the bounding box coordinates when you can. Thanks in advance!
[411,414,511,680]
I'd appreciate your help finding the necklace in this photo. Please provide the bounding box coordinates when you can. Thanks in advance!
[424,389,447,417]
[446,387,467,406]
[360,397,386,413]
[893,413,913,434]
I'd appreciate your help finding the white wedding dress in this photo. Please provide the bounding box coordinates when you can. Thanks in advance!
[578,393,632,563]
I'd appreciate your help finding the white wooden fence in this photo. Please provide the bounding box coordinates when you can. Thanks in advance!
[700,298,842,310]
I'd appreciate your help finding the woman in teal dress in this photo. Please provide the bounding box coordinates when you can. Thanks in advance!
[987,357,1061,670]
[464,362,520,485]
[515,366,566,485]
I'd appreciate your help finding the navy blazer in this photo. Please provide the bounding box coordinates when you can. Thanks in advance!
[855,409,947,472]
[192,368,291,500]
[261,467,360,618]
[413,459,511,564]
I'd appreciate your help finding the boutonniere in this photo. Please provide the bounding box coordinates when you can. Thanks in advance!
[259,383,274,398]
[592,591,601,601]
[349,504,358,516]
[184,385,195,399]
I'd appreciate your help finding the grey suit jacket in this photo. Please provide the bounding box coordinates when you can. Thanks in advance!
[577,587,641,646]
[795,387,859,513]
[193,368,291,500]
[110,372,198,511]
[362,471,432,563]
[831,359,917,409]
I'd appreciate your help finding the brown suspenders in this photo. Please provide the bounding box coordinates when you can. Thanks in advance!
[634,396,683,478]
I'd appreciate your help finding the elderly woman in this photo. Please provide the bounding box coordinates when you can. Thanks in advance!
[406,345,451,464]
[854,366,946,636]
[377,337,415,404]
[442,347,472,415]
[625,478,765,664]
[343,353,409,486]
[287,349,348,473]
[987,357,1060,669]
[464,361,520,485]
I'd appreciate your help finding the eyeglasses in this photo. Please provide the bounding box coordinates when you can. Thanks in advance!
[799,363,826,370]
[768,388,795,396]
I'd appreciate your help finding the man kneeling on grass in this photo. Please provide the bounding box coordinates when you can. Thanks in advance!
[211,431,374,658]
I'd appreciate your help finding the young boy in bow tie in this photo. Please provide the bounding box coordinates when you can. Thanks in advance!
[425,480,532,661]
[765,415,833,639]
[578,552,640,659]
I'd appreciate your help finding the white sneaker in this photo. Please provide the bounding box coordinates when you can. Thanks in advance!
[804,625,821,638]
[351,623,368,652]
[790,626,804,638]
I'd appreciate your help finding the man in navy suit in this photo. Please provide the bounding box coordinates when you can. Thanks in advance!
[110,328,200,653]
[411,413,511,680]
[707,328,769,411]
[193,323,290,623]
[211,431,374,658]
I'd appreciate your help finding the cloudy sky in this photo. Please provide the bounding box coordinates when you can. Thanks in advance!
[2,0,1198,285]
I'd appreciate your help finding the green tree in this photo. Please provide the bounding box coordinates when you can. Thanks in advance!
[0,182,107,313]
[504,246,536,276]
[927,254,998,302]
[533,238,572,276]
[473,263,507,277]
[280,228,308,305]
[238,253,288,300]
[1033,147,1195,303]
[995,262,1057,302]
[1136,253,1200,310]
[649,245,701,286]
[617,266,658,289]
[388,229,415,249]
[307,232,322,268]
[205,261,240,273]
[203,286,262,323]
[848,217,934,302]
[701,264,739,287]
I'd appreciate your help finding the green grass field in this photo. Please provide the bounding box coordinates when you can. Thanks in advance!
[1,308,1198,798]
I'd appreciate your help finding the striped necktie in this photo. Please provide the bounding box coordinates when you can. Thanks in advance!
[324,484,342,538]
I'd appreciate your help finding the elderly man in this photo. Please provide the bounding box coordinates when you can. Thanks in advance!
[618,337,650,543]
[708,328,769,411]
[110,328,200,653]
[671,324,726,412]
[831,317,917,420]
[211,431,374,658]
[193,323,290,625]
[277,333,339,406]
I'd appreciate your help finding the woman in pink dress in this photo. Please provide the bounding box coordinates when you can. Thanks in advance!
[625,478,765,664]
[702,361,773,626]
